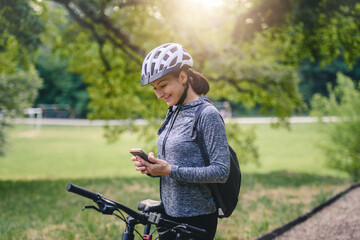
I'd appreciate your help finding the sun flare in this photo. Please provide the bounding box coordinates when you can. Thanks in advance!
[191,0,223,8]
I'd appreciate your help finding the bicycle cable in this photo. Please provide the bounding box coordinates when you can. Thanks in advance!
[113,209,143,239]
[113,209,126,222]
[150,227,160,239]
[155,224,185,240]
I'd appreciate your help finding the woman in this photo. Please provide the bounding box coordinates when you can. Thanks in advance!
[131,43,230,239]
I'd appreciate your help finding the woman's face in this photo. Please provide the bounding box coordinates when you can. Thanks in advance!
[151,72,187,106]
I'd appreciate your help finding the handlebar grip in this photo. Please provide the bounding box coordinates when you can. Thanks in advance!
[67,183,100,201]
[184,223,207,236]
[161,218,207,237]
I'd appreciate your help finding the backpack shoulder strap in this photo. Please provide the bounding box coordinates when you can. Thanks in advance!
[190,102,212,140]
[191,102,213,166]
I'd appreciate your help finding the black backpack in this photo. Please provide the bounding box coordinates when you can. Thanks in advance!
[190,102,241,218]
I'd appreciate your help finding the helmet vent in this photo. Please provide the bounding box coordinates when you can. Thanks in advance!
[182,55,190,61]
[154,51,161,59]
[162,43,171,48]
[159,64,164,71]
[170,56,177,67]
[144,63,147,72]
[163,54,170,61]
[151,62,156,75]
[170,47,177,53]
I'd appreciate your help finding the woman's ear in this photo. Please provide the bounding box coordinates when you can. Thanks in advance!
[179,71,188,84]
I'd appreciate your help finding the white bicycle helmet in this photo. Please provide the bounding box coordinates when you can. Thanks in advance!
[141,43,193,86]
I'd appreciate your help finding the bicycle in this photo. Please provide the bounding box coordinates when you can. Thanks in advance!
[67,183,207,240]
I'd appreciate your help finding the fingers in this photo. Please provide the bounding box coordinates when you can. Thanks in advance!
[136,166,147,172]
[132,156,150,175]
[132,156,148,165]
[135,165,148,175]
[134,159,147,169]
[148,152,157,164]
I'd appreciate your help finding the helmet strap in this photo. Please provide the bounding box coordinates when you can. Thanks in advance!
[176,81,189,106]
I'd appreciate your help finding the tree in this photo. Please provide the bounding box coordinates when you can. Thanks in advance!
[0,0,43,53]
[9,0,358,168]
[299,56,360,106]
[13,0,357,168]
[0,0,43,156]
[35,48,89,118]
[232,0,360,65]
[41,0,307,165]
[48,0,303,121]
[251,0,360,178]
[311,73,360,181]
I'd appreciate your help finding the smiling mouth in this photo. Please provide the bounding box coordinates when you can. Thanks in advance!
[164,95,171,102]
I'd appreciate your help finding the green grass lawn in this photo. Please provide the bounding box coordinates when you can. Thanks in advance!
[245,124,347,177]
[1,125,141,180]
[0,123,352,239]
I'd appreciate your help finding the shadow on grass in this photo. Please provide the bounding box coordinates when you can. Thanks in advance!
[0,175,160,206]
[0,171,348,224]
[0,171,349,204]
[0,176,160,240]
[0,172,351,240]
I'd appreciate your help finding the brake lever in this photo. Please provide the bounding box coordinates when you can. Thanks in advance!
[80,196,118,215]
[83,205,101,212]
[82,203,117,215]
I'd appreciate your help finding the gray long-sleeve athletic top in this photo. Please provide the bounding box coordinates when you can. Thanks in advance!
[157,96,230,217]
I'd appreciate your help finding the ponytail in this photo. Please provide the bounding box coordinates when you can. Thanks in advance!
[187,69,210,96]
[170,67,210,96]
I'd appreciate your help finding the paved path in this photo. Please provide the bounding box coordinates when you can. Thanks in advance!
[256,184,360,240]
[275,186,360,240]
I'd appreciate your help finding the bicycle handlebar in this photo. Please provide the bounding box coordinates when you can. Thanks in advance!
[67,183,207,238]
[67,183,101,201]
[68,183,149,223]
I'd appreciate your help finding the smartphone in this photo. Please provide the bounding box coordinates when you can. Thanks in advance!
[130,148,152,164]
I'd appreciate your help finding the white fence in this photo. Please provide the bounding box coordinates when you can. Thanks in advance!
[12,109,338,127]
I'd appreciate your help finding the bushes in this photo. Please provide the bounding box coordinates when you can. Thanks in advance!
[311,73,360,181]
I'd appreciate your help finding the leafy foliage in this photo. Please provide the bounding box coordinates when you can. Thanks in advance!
[226,123,259,166]
[206,40,304,124]
[0,0,44,156]
[0,0,44,52]
[49,0,305,122]
[42,0,307,164]
[0,38,42,155]
[35,48,89,118]
[311,73,360,181]
[3,0,359,167]
[233,0,360,65]
[299,56,360,106]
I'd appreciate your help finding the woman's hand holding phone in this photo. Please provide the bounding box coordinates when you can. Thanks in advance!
[130,149,152,163]
[130,149,171,176]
